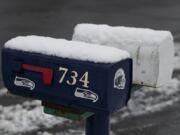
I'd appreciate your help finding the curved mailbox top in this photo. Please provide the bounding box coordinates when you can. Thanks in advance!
[2,37,132,113]
[4,35,130,64]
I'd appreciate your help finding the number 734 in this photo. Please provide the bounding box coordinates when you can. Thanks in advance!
[58,66,90,88]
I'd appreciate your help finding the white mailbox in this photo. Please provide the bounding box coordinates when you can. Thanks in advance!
[72,24,174,87]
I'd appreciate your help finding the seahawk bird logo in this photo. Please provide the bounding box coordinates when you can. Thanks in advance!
[114,68,126,90]
[74,87,98,103]
[14,76,35,90]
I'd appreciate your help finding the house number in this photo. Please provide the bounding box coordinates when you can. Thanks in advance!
[58,66,90,88]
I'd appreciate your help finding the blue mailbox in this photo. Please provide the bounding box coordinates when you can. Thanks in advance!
[2,36,133,135]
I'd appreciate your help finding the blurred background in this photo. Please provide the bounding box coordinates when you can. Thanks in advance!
[0,0,180,135]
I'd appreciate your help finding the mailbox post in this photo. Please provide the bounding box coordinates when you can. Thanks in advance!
[2,36,133,135]
[86,113,110,135]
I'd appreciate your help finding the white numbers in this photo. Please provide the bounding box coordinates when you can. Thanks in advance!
[67,71,78,85]
[79,72,89,88]
[58,66,90,88]
[59,67,68,83]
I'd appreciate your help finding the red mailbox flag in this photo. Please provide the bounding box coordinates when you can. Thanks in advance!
[22,64,53,85]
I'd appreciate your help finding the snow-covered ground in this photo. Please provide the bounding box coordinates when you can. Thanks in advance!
[0,43,179,135]
[119,78,180,118]
[0,100,69,134]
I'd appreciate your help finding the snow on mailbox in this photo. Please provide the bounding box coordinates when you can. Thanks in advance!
[73,24,174,87]
[2,35,132,113]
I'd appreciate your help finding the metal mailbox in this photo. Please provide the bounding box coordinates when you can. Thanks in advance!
[2,48,132,113]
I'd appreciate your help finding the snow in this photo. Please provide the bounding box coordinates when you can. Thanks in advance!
[120,78,180,118]
[4,35,130,64]
[0,100,68,134]
[73,24,173,44]
[72,24,174,87]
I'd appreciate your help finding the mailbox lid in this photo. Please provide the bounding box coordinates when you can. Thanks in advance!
[2,48,113,111]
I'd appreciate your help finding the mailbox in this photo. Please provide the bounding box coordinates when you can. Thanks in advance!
[73,23,174,87]
[2,48,132,113]
[2,36,132,114]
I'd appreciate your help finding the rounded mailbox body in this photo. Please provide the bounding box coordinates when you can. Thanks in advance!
[2,48,132,113]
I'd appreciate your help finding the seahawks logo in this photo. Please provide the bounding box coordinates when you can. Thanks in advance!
[14,76,35,90]
[74,87,98,103]
[114,68,126,90]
